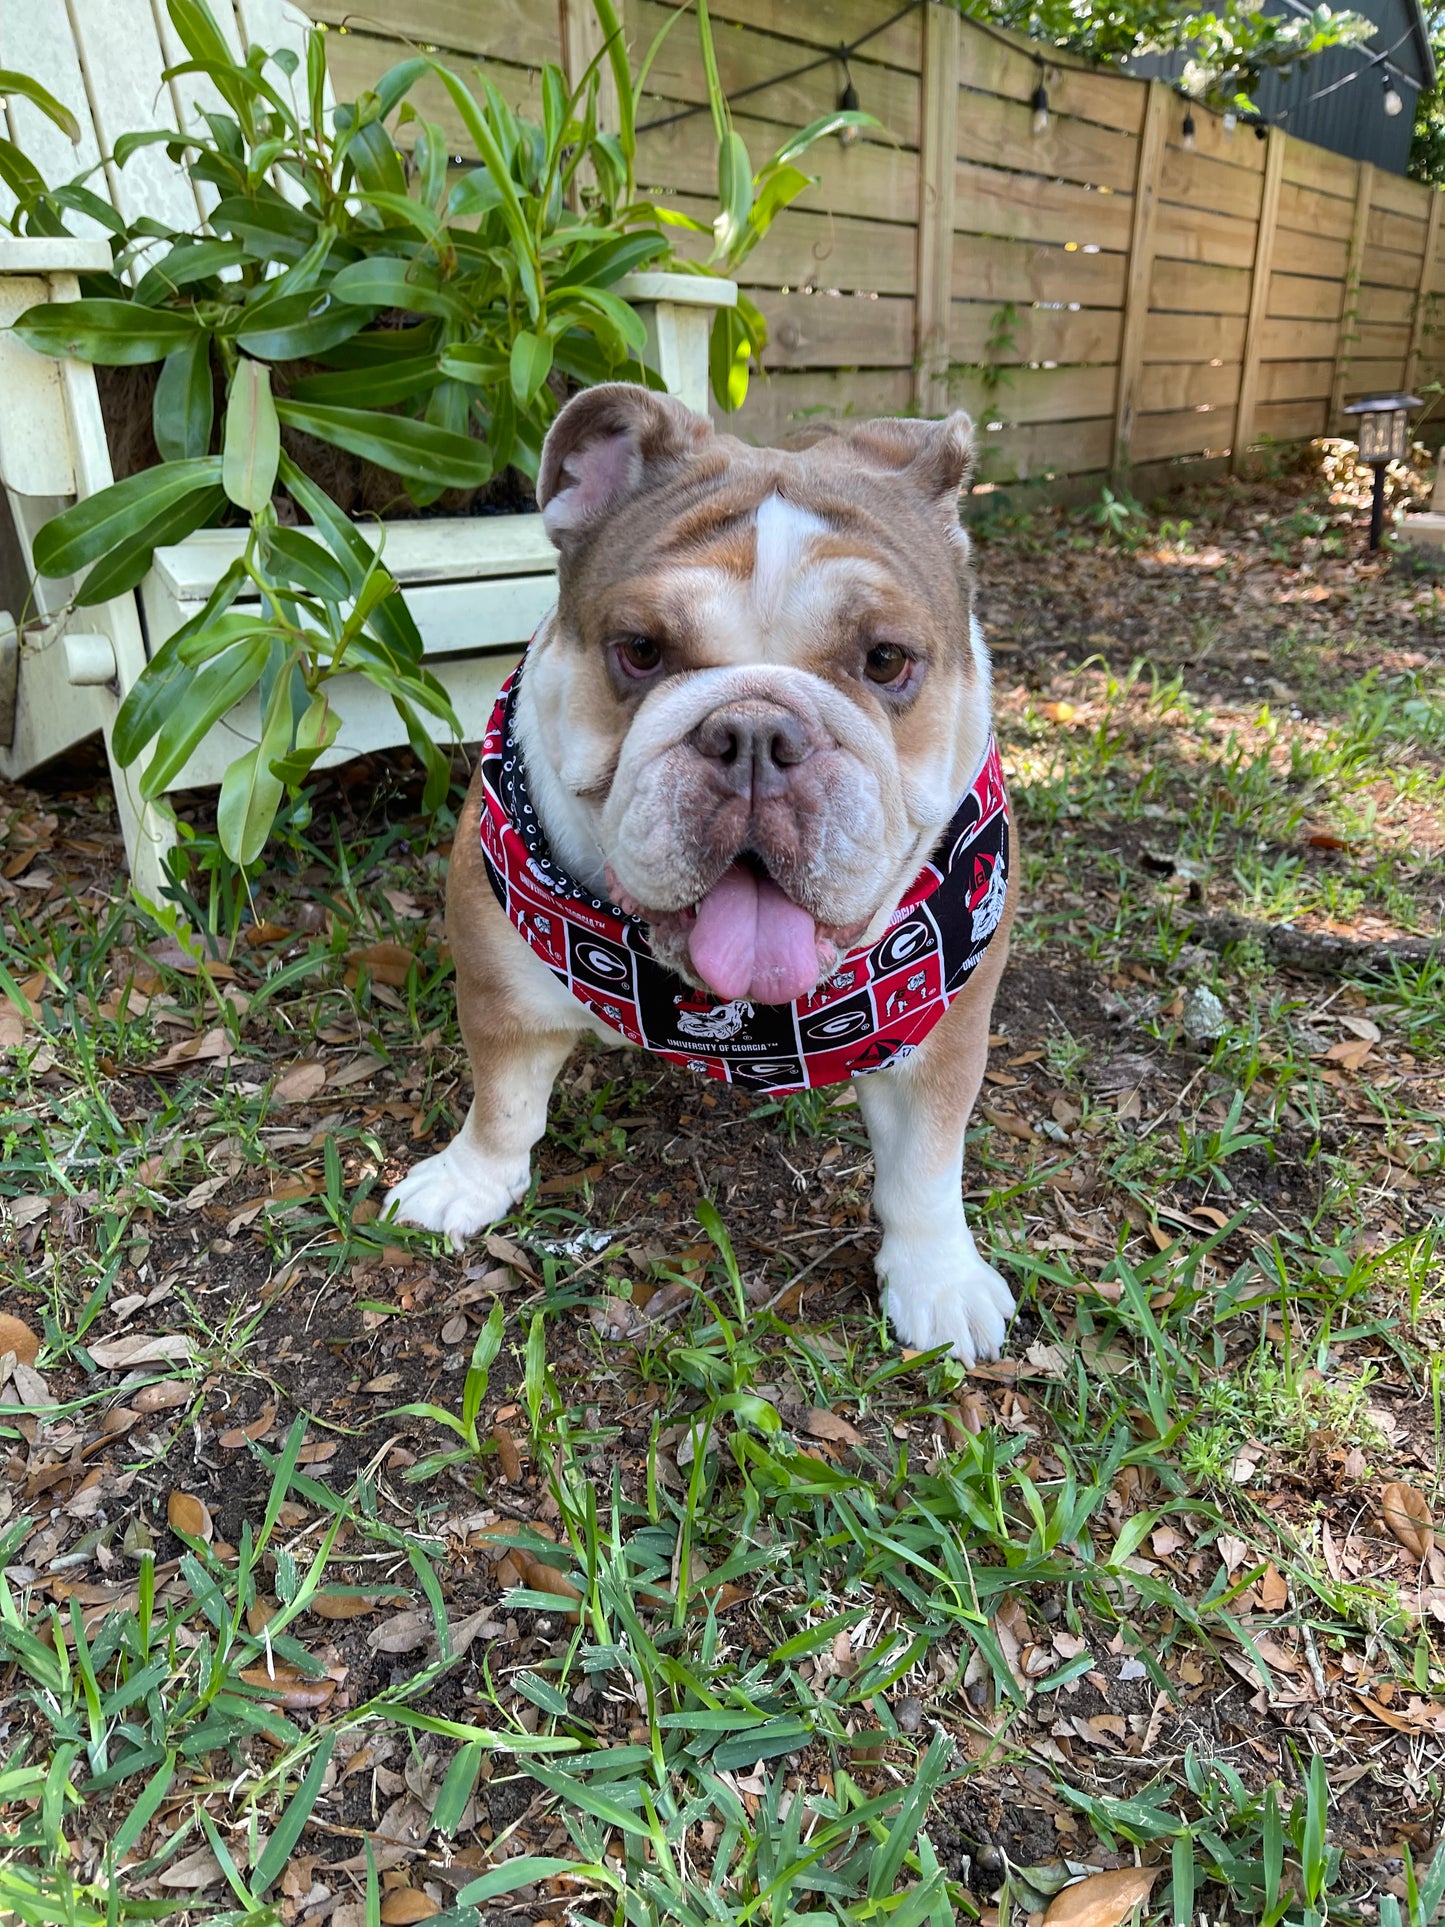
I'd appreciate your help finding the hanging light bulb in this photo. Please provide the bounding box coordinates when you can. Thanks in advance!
[1383,73,1404,116]
[1031,77,1050,135]
[837,51,860,144]
[1182,107,1197,150]
[1222,108,1238,134]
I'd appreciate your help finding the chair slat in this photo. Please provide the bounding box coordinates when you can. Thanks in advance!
[0,0,111,238]
[69,0,206,234]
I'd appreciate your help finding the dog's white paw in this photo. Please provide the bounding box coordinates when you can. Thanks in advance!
[384,1139,529,1249]
[876,1236,1015,1366]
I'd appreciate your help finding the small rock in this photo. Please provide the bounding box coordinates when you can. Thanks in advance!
[895,1693,924,1734]
[1181,984,1227,1044]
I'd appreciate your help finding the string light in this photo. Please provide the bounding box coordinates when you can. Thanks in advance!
[1181,106,1196,149]
[1222,108,1237,133]
[836,50,860,144]
[1383,74,1404,115]
[1031,61,1050,135]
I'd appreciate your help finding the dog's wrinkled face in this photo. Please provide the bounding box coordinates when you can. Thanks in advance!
[518,384,990,1005]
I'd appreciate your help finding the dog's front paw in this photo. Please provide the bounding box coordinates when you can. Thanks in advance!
[876,1237,1015,1366]
[384,1138,530,1250]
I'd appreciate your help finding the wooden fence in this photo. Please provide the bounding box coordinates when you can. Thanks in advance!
[303,0,1445,491]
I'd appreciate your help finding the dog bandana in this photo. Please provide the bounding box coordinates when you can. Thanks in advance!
[477,659,1010,1094]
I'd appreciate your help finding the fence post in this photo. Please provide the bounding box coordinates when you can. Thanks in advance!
[914,1,959,417]
[1110,80,1169,482]
[558,0,620,137]
[1330,161,1373,432]
[1232,126,1286,476]
[1405,189,1442,392]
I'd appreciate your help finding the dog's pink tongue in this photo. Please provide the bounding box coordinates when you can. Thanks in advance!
[689,863,819,1004]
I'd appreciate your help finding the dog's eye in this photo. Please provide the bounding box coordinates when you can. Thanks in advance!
[617,636,663,677]
[864,643,910,686]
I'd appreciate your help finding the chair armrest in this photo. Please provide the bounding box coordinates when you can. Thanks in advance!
[0,238,112,276]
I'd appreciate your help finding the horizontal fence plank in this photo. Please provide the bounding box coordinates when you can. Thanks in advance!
[1345,355,1411,391]
[953,161,1134,251]
[1357,283,1415,326]
[695,0,922,71]
[1267,272,1345,322]
[1367,205,1429,255]
[1148,257,1251,315]
[1258,357,1334,403]
[1137,359,1241,411]
[1280,136,1357,200]
[1361,241,1425,289]
[1273,227,1349,280]
[949,300,1123,364]
[666,193,918,292]
[957,91,1138,193]
[730,368,914,442]
[958,24,1145,132]
[631,0,922,144]
[1142,311,1247,361]
[1254,398,1329,441]
[322,29,543,144]
[952,233,1126,304]
[1276,178,1356,242]
[1370,170,1433,219]
[1163,109,1264,170]
[950,361,1118,423]
[752,290,913,368]
[304,0,556,64]
[1259,315,1340,359]
[974,415,1113,481]
[1132,405,1236,461]
[637,102,917,224]
[1158,149,1263,223]
[1353,322,1411,360]
[1155,203,1255,270]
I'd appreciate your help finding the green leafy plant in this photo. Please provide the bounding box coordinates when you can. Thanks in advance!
[3,0,869,874]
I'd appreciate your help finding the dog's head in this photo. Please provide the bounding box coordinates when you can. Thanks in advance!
[523,383,990,1004]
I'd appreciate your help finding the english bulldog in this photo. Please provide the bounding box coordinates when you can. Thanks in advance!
[384,384,1019,1364]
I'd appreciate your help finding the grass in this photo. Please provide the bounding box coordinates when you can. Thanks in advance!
[1,449,1444,1924]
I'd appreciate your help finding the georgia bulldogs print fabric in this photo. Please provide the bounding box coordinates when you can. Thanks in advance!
[477,658,1010,1095]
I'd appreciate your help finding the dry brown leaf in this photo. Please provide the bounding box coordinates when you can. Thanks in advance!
[803,1408,865,1447]
[218,1404,277,1449]
[1042,1868,1161,1927]
[345,942,417,988]
[1189,1206,1232,1229]
[88,1332,192,1371]
[379,1891,440,1924]
[132,1381,190,1412]
[0,1313,40,1369]
[311,1592,389,1621]
[145,1026,237,1074]
[168,1491,213,1541]
[492,1423,523,1482]
[1259,1562,1289,1612]
[982,1105,1036,1141]
[1320,1037,1374,1071]
[274,1059,328,1104]
[368,1609,434,1655]
[1339,1014,1382,1043]
[1382,1481,1435,1558]
[238,1665,337,1710]
[297,1440,339,1465]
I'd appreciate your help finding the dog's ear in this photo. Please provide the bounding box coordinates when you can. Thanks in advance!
[537,383,712,545]
[831,413,975,506]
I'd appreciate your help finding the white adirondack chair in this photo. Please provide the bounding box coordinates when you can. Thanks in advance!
[0,1,733,903]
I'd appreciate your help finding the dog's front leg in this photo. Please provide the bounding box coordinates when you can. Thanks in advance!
[854,974,1015,1366]
[385,1027,579,1248]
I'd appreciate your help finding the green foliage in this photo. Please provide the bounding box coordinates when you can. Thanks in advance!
[2,0,864,872]
[959,0,1374,112]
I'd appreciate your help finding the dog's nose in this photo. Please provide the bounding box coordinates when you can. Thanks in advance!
[693,702,814,799]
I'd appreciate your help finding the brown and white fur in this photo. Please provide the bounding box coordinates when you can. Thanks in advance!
[384,384,1019,1364]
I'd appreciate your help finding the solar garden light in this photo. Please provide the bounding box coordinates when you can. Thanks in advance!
[1344,392,1422,551]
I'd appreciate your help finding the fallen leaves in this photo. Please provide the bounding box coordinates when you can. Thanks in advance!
[273,1059,328,1104]
[87,1332,192,1371]
[379,1891,440,1924]
[168,1491,213,1542]
[0,1312,40,1368]
[1042,1868,1160,1927]
[1382,1481,1435,1558]
[144,1026,238,1074]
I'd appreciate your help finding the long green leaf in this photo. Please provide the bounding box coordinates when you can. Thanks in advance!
[216,666,294,864]
[32,457,223,577]
[253,1732,337,1894]
[153,331,215,462]
[274,399,491,487]
[76,484,224,607]
[0,70,81,142]
[223,357,281,513]
[14,298,201,367]
[330,258,465,319]
[141,634,272,797]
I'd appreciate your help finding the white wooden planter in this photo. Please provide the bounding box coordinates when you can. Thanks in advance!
[0,257,735,900]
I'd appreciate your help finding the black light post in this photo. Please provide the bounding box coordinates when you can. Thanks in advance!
[1344,393,1422,550]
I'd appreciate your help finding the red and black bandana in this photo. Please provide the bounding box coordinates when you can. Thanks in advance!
[478,658,1010,1095]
